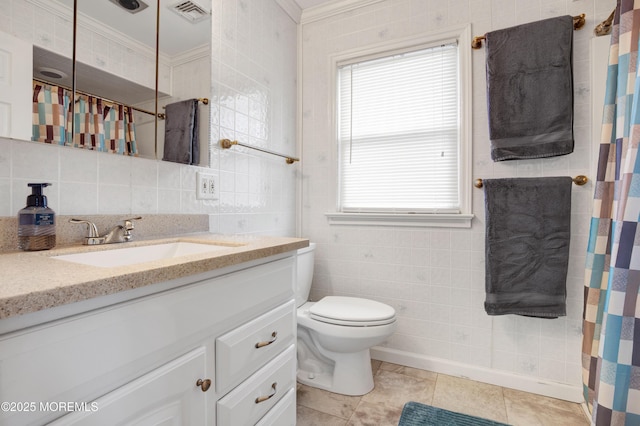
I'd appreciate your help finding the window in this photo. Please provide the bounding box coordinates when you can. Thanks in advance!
[327,27,472,228]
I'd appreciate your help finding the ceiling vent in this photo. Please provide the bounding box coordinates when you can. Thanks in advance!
[169,0,210,23]
[108,0,149,14]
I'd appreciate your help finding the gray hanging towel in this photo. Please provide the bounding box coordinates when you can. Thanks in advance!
[163,99,200,165]
[486,15,574,161]
[483,177,572,318]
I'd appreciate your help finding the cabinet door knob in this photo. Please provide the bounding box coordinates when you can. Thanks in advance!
[255,382,277,404]
[196,378,211,392]
[255,331,278,348]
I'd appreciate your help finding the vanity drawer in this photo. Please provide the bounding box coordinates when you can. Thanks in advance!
[217,344,296,426]
[255,387,296,426]
[216,300,295,393]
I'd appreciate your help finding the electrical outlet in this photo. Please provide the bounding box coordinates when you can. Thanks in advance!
[208,175,218,198]
[196,172,218,200]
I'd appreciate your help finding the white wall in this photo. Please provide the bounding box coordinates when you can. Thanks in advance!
[299,0,615,397]
[0,0,298,238]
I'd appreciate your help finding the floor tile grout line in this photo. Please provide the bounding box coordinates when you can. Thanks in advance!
[499,384,509,425]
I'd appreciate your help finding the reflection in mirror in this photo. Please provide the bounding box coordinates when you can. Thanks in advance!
[33,45,162,158]
[73,0,160,159]
[156,0,211,167]
[2,0,211,167]
[71,0,212,165]
[0,0,72,142]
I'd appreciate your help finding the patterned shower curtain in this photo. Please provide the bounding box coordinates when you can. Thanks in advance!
[32,83,71,145]
[72,94,106,151]
[582,1,640,425]
[32,82,138,156]
[103,103,138,155]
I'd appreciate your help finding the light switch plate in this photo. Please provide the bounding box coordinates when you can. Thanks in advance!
[196,171,218,200]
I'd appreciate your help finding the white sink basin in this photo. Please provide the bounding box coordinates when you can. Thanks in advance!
[52,242,236,268]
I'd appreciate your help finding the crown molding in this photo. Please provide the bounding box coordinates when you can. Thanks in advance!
[26,0,69,19]
[171,44,210,66]
[301,0,385,25]
[276,0,303,24]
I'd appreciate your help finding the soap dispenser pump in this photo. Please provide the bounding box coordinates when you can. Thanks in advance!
[18,183,56,251]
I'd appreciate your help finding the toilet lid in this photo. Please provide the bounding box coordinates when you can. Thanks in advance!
[309,296,396,326]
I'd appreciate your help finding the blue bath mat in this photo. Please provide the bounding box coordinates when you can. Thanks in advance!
[398,402,510,425]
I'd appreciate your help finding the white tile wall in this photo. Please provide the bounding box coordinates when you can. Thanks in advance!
[1,0,298,238]
[211,0,298,236]
[300,0,616,388]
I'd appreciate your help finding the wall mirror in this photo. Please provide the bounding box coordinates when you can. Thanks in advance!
[2,0,211,166]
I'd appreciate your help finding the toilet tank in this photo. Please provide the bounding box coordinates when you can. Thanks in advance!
[295,242,316,307]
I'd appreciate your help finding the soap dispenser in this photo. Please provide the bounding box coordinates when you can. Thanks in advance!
[18,183,56,251]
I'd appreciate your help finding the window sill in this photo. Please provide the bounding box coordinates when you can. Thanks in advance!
[325,212,474,228]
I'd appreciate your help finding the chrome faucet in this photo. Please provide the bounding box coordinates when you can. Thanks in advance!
[70,217,142,245]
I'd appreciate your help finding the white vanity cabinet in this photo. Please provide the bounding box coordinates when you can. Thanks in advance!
[49,346,210,425]
[0,254,297,426]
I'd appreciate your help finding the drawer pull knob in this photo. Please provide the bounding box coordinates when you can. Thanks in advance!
[196,378,211,392]
[255,382,277,404]
[255,331,278,348]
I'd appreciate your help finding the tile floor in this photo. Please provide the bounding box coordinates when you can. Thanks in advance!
[296,361,590,426]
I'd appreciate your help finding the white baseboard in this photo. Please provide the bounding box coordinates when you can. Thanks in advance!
[370,347,583,403]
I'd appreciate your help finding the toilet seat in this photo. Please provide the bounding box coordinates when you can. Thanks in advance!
[309,296,396,327]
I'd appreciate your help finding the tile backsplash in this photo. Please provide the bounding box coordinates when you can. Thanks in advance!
[2,139,214,217]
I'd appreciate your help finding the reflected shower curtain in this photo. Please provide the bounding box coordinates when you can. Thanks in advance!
[32,83,71,145]
[582,1,640,425]
[72,95,106,151]
[103,103,138,156]
[73,95,138,156]
[32,82,138,156]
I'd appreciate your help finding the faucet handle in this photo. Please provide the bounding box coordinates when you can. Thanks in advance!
[122,216,142,230]
[121,217,142,242]
[69,218,100,238]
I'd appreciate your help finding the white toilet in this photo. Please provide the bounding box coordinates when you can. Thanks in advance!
[295,243,397,396]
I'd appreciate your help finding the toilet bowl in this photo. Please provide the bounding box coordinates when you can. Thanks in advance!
[295,243,397,396]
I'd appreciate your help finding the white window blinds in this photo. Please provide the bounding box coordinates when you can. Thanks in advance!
[337,42,460,213]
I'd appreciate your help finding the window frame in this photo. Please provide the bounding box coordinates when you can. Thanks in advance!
[325,25,474,228]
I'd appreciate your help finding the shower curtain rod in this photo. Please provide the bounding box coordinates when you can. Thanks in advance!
[32,78,165,120]
[220,139,299,164]
[473,175,588,188]
[471,13,586,49]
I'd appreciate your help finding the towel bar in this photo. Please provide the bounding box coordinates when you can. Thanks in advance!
[220,139,299,164]
[474,175,588,188]
[471,14,586,49]
[162,98,209,108]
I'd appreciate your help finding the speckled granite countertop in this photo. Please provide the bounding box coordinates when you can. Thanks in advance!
[0,234,308,320]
